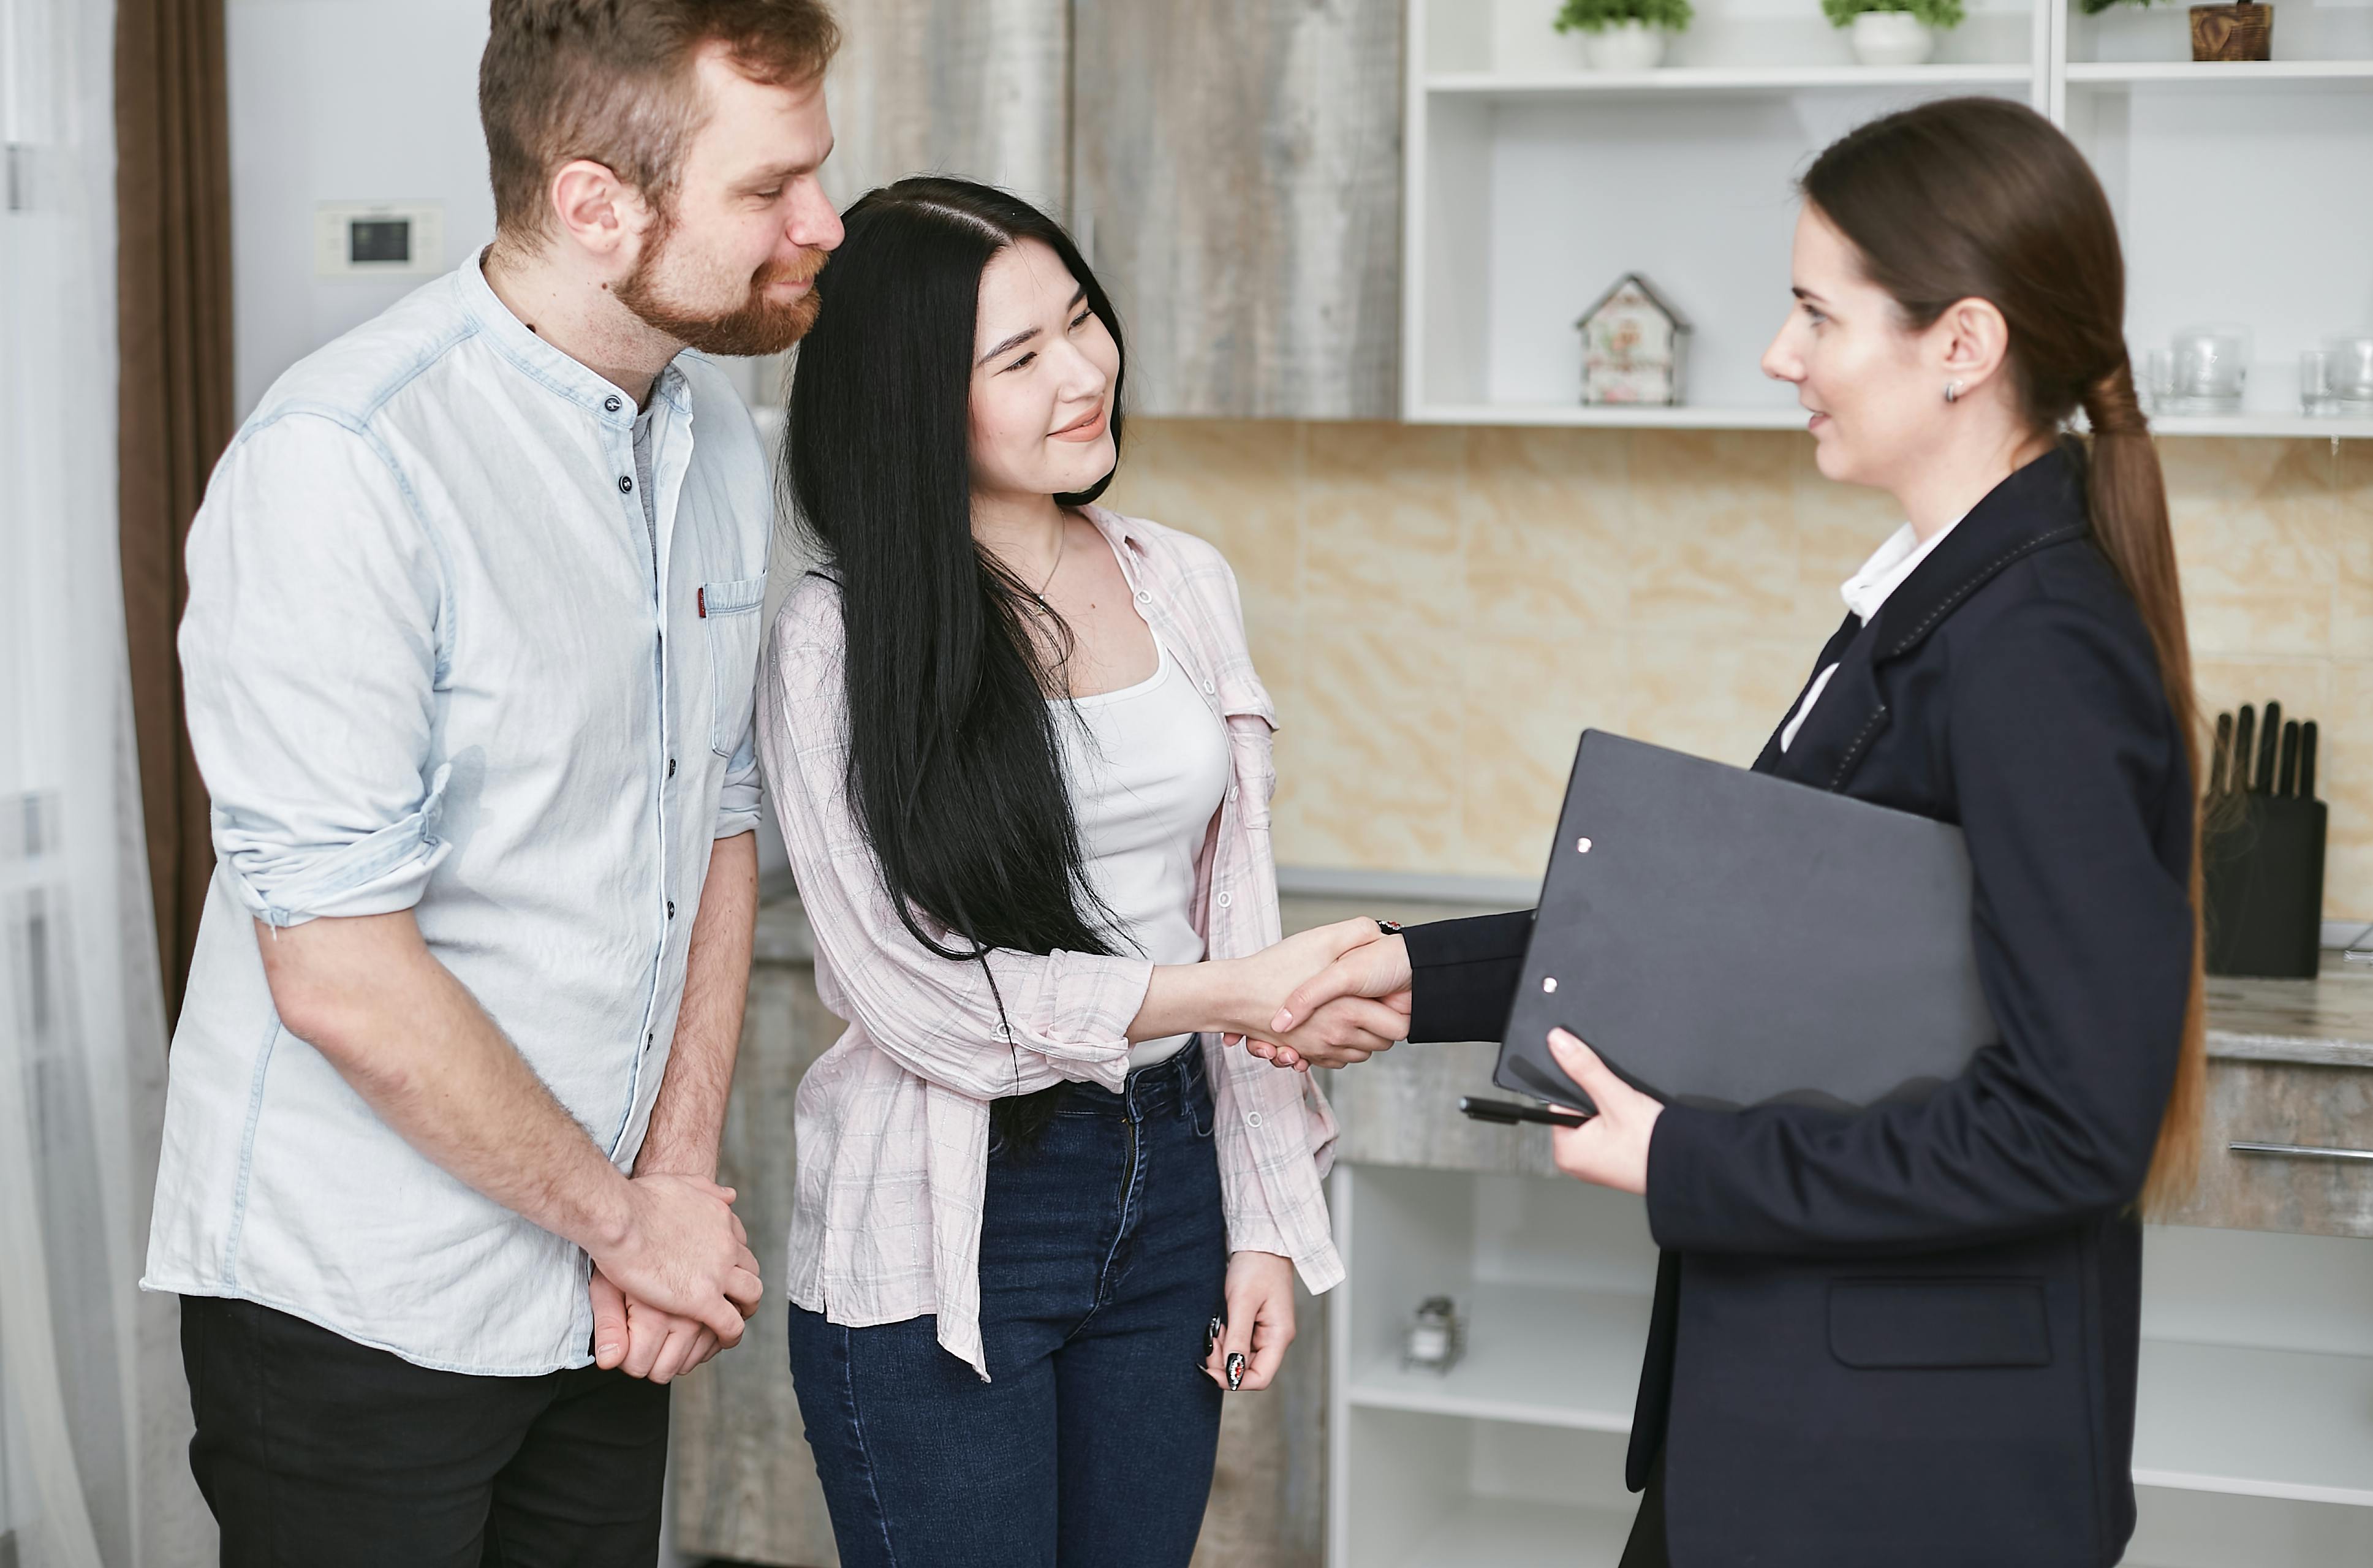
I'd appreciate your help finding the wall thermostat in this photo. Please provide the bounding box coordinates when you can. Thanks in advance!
[314,201,444,278]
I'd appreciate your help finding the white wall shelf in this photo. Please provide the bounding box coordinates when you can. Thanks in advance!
[1329,1163,2373,1567]
[1427,64,2037,96]
[2133,1339,2373,1508]
[1406,0,2373,439]
[1410,401,1809,430]
[2067,59,2373,86]
[1344,1281,1649,1431]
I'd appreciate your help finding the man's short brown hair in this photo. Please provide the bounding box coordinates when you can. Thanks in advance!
[480,0,839,244]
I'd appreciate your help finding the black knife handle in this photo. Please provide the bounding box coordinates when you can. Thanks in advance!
[2211,711,2233,796]
[2233,705,2257,795]
[2279,721,2301,797]
[2300,721,2318,800]
[2255,701,2282,794]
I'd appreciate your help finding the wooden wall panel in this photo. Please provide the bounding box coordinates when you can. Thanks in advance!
[818,0,1072,216]
[1072,0,1402,419]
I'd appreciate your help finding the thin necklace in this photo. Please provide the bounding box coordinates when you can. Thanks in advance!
[1031,520,1067,609]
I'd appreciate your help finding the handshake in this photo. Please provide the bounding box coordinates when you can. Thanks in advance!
[1220,916,1416,1073]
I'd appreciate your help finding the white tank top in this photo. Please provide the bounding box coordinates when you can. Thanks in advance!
[1055,632,1232,1069]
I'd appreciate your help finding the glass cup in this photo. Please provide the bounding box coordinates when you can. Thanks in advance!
[2303,350,2342,417]
[2325,333,2373,407]
[2168,326,2250,415]
[2140,348,2176,415]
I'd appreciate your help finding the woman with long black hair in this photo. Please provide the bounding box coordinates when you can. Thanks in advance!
[1267,98,2206,1567]
[755,177,1400,1567]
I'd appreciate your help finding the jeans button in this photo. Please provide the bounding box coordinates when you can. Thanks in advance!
[604,395,622,414]
[619,475,634,494]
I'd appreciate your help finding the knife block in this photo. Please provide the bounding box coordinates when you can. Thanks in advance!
[2203,794,2326,979]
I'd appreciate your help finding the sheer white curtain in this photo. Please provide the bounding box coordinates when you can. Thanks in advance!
[2,1,207,1564]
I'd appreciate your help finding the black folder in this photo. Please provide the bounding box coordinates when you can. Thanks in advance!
[1495,731,1997,1114]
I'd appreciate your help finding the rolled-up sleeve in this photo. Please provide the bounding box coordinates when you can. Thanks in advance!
[180,413,448,927]
[714,712,763,841]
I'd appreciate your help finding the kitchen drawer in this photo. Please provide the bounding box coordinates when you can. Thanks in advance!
[2161,1059,2373,1238]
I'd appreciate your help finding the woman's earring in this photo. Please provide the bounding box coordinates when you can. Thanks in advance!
[1943,381,1962,404]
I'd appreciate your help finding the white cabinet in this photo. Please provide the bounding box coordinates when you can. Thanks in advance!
[1327,1162,2373,1566]
[1404,0,2373,438]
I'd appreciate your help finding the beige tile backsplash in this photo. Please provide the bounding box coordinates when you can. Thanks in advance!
[1102,422,2373,922]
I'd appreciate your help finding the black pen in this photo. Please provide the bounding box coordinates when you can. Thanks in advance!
[1459,1096,1591,1129]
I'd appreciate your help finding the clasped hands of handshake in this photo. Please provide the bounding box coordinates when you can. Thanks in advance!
[587,916,1657,1385]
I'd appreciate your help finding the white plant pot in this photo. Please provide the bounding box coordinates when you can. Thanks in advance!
[1851,11,1936,66]
[1586,21,1667,71]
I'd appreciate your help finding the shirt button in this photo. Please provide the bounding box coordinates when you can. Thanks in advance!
[667,901,676,919]
[1203,680,1217,696]
[1134,589,1151,604]
[667,757,676,778]
[645,1032,654,1053]
[604,395,622,414]
[1216,890,1233,909]
[619,475,634,494]
[1245,1111,1263,1129]
[1227,786,1239,803]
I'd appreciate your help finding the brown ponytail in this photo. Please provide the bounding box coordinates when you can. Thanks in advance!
[1803,99,2206,1211]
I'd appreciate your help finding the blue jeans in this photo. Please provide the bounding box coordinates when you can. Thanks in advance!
[788,1043,1229,1568]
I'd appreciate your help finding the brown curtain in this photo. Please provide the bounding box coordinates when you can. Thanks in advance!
[116,0,234,1024]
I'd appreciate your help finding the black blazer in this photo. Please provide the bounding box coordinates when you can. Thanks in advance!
[1403,448,2193,1567]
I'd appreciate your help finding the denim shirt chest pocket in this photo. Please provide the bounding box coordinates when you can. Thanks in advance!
[700,572,767,756]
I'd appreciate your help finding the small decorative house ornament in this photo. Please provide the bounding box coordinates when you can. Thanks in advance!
[1576,272,1691,406]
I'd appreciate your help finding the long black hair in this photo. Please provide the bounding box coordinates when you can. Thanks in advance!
[784,176,1129,1144]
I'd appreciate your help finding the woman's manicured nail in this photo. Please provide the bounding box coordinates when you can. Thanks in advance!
[1226,1352,1247,1390]
[1206,1316,1224,1357]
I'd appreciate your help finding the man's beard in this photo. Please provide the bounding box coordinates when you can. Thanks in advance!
[615,223,827,357]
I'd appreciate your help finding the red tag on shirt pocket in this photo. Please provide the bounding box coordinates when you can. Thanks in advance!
[697,586,707,618]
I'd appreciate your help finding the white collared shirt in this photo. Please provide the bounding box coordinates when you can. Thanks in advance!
[1779,516,1964,753]
[143,251,773,1374]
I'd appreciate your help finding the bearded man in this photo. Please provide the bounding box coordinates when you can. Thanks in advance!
[143,4,842,1561]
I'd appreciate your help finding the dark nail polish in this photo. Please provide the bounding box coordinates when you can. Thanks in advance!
[1206,1316,1225,1357]
[1226,1351,1246,1390]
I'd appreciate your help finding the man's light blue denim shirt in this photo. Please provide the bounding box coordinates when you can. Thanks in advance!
[142,250,772,1374]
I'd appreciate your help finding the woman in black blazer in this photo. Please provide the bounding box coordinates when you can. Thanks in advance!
[1260,98,2205,1568]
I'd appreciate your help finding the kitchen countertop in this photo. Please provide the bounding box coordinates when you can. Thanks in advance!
[751,889,2373,1070]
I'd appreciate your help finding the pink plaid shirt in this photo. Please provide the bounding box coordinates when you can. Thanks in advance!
[757,507,1342,1378]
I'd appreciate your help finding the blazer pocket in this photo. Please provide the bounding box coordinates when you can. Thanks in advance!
[701,574,767,757]
[1828,1278,2052,1369]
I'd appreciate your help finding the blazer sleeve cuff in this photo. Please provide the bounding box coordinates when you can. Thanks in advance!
[1404,909,1535,1043]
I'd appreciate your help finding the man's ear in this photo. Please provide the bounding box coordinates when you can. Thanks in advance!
[546,158,656,265]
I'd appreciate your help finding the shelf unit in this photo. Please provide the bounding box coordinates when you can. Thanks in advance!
[1328,1163,2373,1567]
[1404,0,2373,437]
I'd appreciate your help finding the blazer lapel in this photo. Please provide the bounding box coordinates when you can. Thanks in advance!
[1763,624,1890,790]
[1752,611,1867,776]
[1760,446,2091,794]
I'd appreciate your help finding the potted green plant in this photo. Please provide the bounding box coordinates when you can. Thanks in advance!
[1555,0,1695,71]
[1822,0,1966,66]
[2080,0,2274,61]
